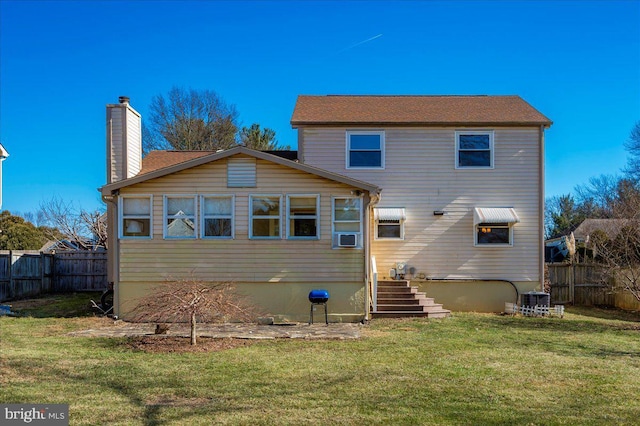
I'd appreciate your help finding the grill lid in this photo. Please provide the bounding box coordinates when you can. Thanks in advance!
[309,289,329,303]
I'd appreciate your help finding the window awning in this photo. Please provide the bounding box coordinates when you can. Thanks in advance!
[473,207,519,225]
[374,208,406,221]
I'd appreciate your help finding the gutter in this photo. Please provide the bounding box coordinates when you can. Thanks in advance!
[539,125,546,292]
[364,190,381,321]
[101,192,119,318]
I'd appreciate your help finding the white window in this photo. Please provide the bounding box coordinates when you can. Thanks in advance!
[164,196,197,239]
[287,195,319,239]
[250,195,282,239]
[346,131,384,169]
[120,195,152,238]
[332,197,362,248]
[201,195,234,239]
[374,208,406,240]
[473,207,519,246]
[456,131,494,169]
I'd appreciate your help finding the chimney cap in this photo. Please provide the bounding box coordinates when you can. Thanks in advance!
[118,96,130,104]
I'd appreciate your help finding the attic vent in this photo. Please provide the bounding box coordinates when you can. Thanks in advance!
[227,157,256,188]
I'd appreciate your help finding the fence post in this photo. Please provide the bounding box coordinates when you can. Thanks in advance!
[570,263,575,304]
[8,250,13,299]
[52,253,56,292]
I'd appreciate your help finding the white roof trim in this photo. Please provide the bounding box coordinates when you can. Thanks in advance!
[0,143,8,159]
[374,208,406,221]
[474,207,519,225]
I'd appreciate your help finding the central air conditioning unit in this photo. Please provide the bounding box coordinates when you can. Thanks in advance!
[337,233,358,247]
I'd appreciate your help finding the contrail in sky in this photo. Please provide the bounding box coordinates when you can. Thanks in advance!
[338,33,383,53]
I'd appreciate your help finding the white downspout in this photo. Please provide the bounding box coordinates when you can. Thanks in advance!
[539,125,546,292]
[364,191,381,320]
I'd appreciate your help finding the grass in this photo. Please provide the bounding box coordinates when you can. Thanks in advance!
[1,294,640,425]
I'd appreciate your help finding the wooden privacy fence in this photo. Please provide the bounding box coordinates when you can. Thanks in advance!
[0,250,107,302]
[547,263,640,311]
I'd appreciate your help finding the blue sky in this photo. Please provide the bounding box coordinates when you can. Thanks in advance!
[1,0,639,217]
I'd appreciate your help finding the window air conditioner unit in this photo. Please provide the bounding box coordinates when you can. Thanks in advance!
[338,233,358,247]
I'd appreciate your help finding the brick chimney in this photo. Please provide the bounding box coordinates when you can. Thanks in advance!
[106,96,142,184]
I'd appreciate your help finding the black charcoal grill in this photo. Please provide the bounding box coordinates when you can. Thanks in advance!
[308,289,329,324]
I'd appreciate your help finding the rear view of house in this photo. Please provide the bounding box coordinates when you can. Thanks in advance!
[102,94,551,322]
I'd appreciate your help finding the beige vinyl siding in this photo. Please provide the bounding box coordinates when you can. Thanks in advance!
[302,127,541,283]
[125,107,141,179]
[116,155,366,320]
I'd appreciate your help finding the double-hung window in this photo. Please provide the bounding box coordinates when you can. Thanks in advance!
[332,197,362,248]
[201,195,234,239]
[164,196,197,238]
[120,195,152,238]
[456,131,494,169]
[347,131,384,169]
[287,195,319,239]
[250,195,281,239]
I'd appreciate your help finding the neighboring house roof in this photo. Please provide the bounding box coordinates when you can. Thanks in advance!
[40,239,106,253]
[40,240,80,252]
[290,95,552,127]
[572,218,635,242]
[140,151,213,175]
[139,150,300,175]
[101,146,381,195]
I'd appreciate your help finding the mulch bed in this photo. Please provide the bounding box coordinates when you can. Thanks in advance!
[125,336,258,353]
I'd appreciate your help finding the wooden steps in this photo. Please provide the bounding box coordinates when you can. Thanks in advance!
[372,280,451,319]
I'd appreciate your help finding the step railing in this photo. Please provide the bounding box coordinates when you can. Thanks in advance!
[370,256,378,312]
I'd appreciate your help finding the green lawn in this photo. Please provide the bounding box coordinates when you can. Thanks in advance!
[1,294,640,425]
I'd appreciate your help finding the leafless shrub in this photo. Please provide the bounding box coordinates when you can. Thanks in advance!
[128,278,263,345]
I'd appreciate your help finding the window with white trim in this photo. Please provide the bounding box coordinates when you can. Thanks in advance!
[456,131,494,169]
[201,195,234,239]
[332,197,362,248]
[120,195,152,238]
[473,207,519,246]
[347,131,384,169]
[164,196,197,238]
[375,208,406,240]
[250,195,281,239]
[287,195,319,239]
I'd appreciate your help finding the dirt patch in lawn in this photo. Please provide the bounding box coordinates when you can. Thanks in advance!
[125,335,258,353]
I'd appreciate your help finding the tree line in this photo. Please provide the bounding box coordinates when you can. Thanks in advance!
[546,121,640,238]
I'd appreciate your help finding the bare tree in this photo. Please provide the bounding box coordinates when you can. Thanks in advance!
[143,87,239,154]
[38,197,107,250]
[128,279,262,345]
[624,120,640,183]
[591,221,640,302]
